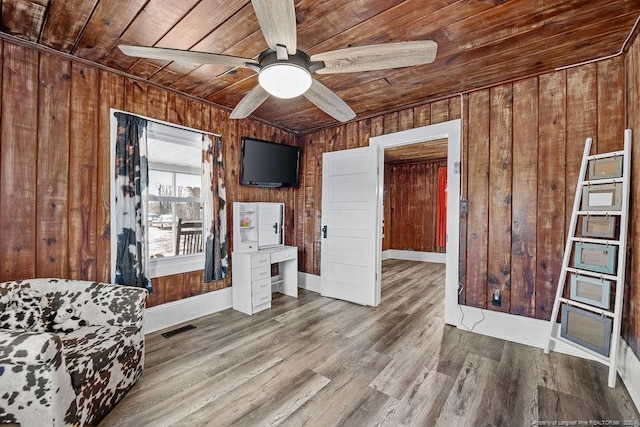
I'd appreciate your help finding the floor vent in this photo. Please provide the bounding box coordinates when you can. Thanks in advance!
[161,324,196,338]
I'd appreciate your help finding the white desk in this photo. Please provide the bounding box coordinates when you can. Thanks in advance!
[232,246,298,315]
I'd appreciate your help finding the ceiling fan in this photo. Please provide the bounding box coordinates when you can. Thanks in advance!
[119,0,438,123]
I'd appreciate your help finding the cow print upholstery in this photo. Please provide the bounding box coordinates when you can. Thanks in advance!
[0,279,147,426]
[0,288,46,332]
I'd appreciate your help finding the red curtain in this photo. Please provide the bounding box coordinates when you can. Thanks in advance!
[436,167,447,248]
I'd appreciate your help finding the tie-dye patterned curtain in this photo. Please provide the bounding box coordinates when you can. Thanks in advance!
[113,112,152,292]
[203,134,229,282]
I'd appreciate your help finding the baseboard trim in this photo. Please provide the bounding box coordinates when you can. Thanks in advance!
[382,249,446,263]
[456,305,595,359]
[144,287,232,335]
[618,338,640,411]
[298,272,320,293]
[457,305,640,411]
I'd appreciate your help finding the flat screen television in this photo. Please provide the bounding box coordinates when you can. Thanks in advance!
[240,137,300,188]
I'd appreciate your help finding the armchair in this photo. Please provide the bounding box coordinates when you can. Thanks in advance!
[0,279,147,426]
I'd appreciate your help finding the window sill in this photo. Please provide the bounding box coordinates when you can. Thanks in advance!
[149,254,204,278]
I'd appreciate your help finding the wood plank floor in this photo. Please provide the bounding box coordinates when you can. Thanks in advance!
[102,260,640,426]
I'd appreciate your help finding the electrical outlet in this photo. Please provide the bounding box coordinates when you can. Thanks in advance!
[492,288,502,307]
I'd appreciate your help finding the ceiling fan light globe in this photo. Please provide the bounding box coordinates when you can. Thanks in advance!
[258,63,312,99]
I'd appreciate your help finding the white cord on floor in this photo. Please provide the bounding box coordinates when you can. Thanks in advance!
[457,284,485,332]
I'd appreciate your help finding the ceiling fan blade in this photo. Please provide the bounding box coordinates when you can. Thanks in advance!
[311,40,438,74]
[118,45,257,68]
[251,0,297,55]
[230,85,270,119]
[303,79,355,122]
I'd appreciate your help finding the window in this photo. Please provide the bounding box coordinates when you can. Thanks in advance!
[145,121,206,277]
[110,111,228,286]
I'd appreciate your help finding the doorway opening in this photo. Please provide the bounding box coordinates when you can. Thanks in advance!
[370,119,461,325]
[382,138,448,263]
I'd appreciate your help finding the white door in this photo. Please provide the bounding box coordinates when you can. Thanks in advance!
[258,203,282,248]
[321,146,380,306]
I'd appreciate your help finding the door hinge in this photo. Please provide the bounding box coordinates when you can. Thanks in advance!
[454,161,461,174]
[460,199,468,213]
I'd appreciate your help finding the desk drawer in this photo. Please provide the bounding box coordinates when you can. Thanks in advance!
[252,277,271,293]
[271,248,297,264]
[251,265,270,281]
[252,300,271,314]
[252,289,271,306]
[251,253,271,268]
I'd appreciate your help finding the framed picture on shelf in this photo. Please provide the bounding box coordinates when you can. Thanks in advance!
[581,216,616,238]
[573,242,617,274]
[588,156,623,180]
[569,274,611,309]
[561,304,612,357]
[581,183,622,211]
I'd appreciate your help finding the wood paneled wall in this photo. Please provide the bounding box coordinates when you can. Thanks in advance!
[462,61,625,319]
[296,56,633,340]
[624,33,640,357]
[383,160,447,253]
[297,99,461,274]
[0,39,297,307]
[0,33,638,359]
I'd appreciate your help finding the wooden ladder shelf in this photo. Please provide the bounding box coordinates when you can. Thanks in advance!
[544,130,631,388]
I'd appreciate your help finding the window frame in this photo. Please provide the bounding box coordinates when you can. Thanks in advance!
[110,109,219,281]
[147,167,204,279]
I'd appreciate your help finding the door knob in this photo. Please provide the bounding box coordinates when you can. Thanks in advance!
[322,225,327,238]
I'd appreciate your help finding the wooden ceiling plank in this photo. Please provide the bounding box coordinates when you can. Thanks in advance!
[334,1,635,95]
[1,0,48,42]
[295,0,406,51]
[443,0,594,43]
[385,139,448,164]
[328,10,636,111]
[162,5,263,91]
[258,26,626,130]
[120,0,248,81]
[333,0,499,49]
[153,0,247,50]
[184,0,636,130]
[345,31,627,119]
[147,3,263,87]
[72,0,147,62]
[100,0,200,71]
[182,67,257,98]
[40,0,97,52]
[250,0,633,128]
[127,60,166,80]
[199,0,479,111]
[386,11,638,89]
[169,64,236,94]
[455,33,626,91]
[191,0,458,105]
[205,74,261,106]
[448,0,636,54]
[305,0,459,56]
